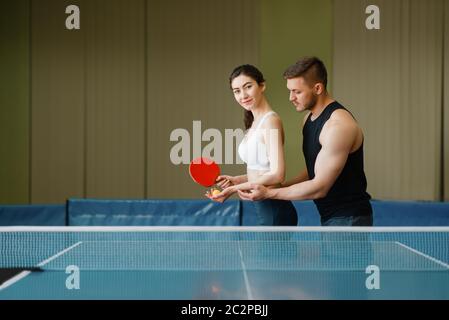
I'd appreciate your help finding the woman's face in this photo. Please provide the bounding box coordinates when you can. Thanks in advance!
[231,74,265,111]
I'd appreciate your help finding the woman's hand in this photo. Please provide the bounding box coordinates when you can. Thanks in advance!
[215,175,241,189]
[205,186,236,203]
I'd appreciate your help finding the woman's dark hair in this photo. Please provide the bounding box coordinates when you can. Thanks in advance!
[229,64,265,130]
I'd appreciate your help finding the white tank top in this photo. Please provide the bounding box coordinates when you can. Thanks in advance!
[238,111,276,171]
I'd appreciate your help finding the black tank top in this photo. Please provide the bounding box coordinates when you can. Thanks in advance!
[302,101,371,218]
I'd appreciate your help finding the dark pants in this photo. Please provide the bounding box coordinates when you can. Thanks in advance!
[320,199,374,226]
[319,214,374,298]
[321,214,373,226]
[252,199,298,226]
[320,214,373,247]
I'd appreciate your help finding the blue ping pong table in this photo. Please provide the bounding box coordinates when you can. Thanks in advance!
[0,227,448,300]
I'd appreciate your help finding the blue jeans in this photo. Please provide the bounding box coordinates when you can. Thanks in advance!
[319,214,374,298]
[252,199,298,226]
[321,215,373,226]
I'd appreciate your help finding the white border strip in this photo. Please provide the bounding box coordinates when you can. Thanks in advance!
[395,241,449,269]
[0,271,32,291]
[1,226,449,233]
[0,241,82,291]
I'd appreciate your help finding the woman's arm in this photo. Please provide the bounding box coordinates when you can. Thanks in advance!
[232,174,248,184]
[254,115,286,185]
[223,115,286,192]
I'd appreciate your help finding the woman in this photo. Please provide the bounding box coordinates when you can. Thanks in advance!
[207,64,298,226]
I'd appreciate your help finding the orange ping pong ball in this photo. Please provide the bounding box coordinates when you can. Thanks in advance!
[212,189,221,196]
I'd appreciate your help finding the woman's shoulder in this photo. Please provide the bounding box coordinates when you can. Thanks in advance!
[261,111,282,128]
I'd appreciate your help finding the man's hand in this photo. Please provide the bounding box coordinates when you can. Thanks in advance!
[237,184,270,201]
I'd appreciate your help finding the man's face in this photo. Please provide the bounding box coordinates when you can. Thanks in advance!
[286,77,317,112]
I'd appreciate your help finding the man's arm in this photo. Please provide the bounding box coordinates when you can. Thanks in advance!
[268,120,357,200]
[282,169,309,187]
[238,118,358,201]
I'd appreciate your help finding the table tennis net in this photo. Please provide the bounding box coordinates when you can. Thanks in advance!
[1,227,448,272]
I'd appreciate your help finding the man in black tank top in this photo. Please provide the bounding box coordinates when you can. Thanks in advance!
[238,57,373,226]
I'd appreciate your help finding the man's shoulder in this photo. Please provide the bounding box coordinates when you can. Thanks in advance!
[322,110,358,145]
[327,107,359,130]
[320,102,363,152]
[329,107,355,122]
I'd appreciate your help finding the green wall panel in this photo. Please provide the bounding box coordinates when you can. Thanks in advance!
[0,1,30,204]
[260,0,333,181]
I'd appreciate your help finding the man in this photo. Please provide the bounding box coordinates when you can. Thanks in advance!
[237,57,373,226]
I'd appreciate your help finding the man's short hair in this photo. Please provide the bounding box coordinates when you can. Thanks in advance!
[283,57,328,89]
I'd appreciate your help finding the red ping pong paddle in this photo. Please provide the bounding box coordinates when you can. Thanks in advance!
[189,157,220,188]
